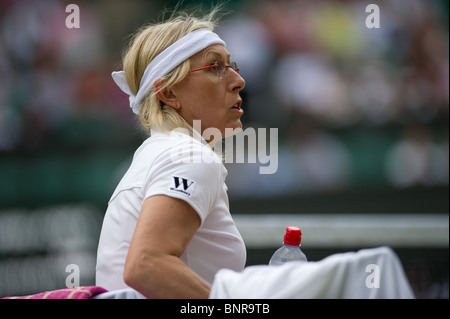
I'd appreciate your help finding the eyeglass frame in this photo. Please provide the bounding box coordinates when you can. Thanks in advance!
[189,61,240,78]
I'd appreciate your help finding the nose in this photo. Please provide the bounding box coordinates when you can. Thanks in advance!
[228,69,245,93]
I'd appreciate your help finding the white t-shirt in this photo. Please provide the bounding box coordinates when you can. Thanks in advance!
[95,129,246,292]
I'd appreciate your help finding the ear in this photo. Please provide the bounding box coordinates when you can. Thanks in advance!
[153,79,181,110]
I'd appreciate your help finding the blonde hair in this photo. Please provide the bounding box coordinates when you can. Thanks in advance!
[121,7,224,135]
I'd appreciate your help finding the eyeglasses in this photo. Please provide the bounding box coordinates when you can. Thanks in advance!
[189,61,240,78]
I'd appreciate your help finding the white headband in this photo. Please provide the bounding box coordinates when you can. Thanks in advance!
[111,28,225,114]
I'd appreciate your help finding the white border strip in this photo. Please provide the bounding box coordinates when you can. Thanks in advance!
[233,214,449,248]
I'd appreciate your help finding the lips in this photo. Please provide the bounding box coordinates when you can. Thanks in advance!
[232,99,243,110]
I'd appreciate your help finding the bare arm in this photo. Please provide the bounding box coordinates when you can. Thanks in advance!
[123,195,211,299]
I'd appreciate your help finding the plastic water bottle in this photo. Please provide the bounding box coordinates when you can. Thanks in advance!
[269,226,307,265]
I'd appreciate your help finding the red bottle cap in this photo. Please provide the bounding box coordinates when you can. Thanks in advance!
[284,226,302,246]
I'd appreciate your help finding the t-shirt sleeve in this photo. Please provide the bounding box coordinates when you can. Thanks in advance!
[142,141,224,224]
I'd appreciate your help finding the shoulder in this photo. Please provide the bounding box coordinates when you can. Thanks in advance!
[142,131,227,219]
[145,130,226,181]
[150,130,222,166]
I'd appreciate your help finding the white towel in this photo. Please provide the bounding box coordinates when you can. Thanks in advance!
[210,246,414,299]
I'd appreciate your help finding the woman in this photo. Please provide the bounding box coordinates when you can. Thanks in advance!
[95,8,246,299]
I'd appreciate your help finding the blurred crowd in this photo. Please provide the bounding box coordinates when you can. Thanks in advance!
[0,0,448,199]
[0,0,134,152]
[219,0,449,196]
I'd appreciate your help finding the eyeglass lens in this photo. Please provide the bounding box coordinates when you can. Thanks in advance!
[215,61,239,78]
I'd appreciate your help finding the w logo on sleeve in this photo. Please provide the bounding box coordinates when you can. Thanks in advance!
[169,176,196,197]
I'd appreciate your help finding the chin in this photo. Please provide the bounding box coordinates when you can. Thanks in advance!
[223,122,242,138]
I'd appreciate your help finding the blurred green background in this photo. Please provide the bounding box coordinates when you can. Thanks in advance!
[0,0,448,298]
